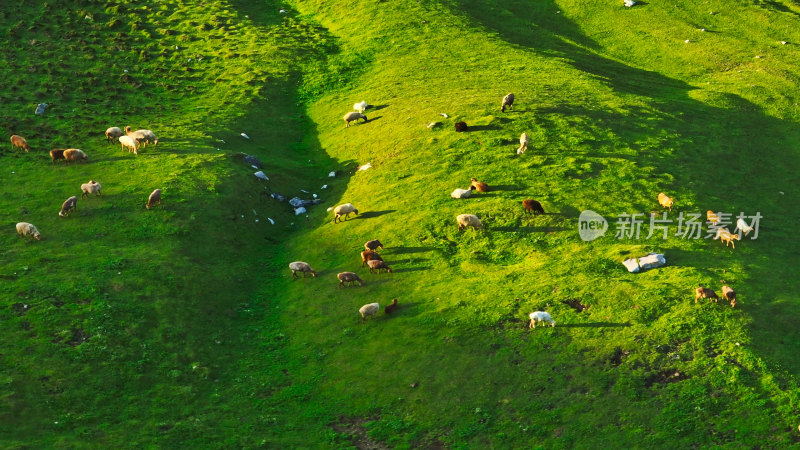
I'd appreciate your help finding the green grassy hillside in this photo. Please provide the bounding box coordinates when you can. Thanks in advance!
[2,0,800,447]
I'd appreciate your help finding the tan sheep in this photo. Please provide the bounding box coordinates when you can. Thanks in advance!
[721,285,737,308]
[10,135,30,152]
[81,180,102,199]
[657,192,674,211]
[361,250,383,267]
[333,203,359,223]
[289,261,317,279]
[457,214,483,231]
[119,135,139,155]
[63,148,88,163]
[146,189,162,209]
[105,127,123,143]
[367,259,392,274]
[16,222,40,240]
[501,93,515,112]
[343,112,367,128]
[359,302,380,321]
[695,285,719,303]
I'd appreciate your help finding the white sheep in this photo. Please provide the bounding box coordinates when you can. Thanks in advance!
[81,180,102,199]
[333,203,359,223]
[105,127,123,143]
[517,132,529,154]
[119,135,139,155]
[735,218,754,236]
[529,311,555,328]
[289,261,317,279]
[456,214,483,231]
[359,302,380,321]
[343,112,367,128]
[353,101,368,113]
[451,188,472,199]
[16,222,41,240]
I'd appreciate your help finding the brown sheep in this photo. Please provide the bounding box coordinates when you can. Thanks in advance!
[367,259,392,274]
[523,199,545,215]
[657,192,674,211]
[59,196,77,217]
[49,148,65,163]
[337,272,364,288]
[384,298,398,314]
[707,210,720,224]
[469,178,489,192]
[454,121,468,132]
[695,285,719,304]
[721,285,737,308]
[364,239,384,251]
[361,250,383,267]
[501,93,515,112]
[63,148,88,163]
[10,135,30,152]
[715,228,739,248]
[146,189,162,209]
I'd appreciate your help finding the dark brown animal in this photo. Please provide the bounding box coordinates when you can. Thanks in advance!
[337,272,364,288]
[501,93,515,112]
[146,189,162,209]
[721,285,737,308]
[361,250,384,267]
[384,298,399,314]
[59,196,77,217]
[364,239,384,251]
[49,149,65,162]
[695,285,719,304]
[469,178,489,192]
[455,121,468,132]
[522,199,545,215]
[10,135,30,152]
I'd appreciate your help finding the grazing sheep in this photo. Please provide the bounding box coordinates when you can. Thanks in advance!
[706,210,720,224]
[105,127,123,143]
[343,112,367,127]
[715,228,739,248]
[454,121,468,132]
[451,188,472,199]
[721,285,737,308]
[657,192,674,211]
[364,239,384,251]
[384,298,398,314]
[16,222,40,240]
[63,148,88,163]
[49,148,65,163]
[735,218,754,236]
[146,189,162,209]
[353,101,368,113]
[80,180,102,199]
[10,135,30,152]
[135,129,158,147]
[59,196,78,217]
[469,178,489,192]
[124,125,148,144]
[289,261,317,279]
[501,93,515,112]
[522,199,545,215]
[119,135,139,155]
[338,272,364,288]
[695,285,719,303]
[361,249,384,267]
[456,213,483,231]
[333,203,359,223]
[529,311,555,328]
[517,132,529,154]
[359,302,380,321]
[367,259,392,274]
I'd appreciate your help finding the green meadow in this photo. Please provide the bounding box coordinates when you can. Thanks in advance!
[2,0,800,447]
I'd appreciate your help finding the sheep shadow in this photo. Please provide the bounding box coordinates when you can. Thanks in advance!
[386,246,433,255]
[490,184,524,192]
[390,267,431,273]
[558,322,632,328]
[357,210,396,219]
[492,226,571,233]
[363,116,382,124]
[369,104,390,111]
[464,125,501,132]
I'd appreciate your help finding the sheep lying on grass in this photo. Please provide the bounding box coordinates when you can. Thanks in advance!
[289,261,317,279]
[657,192,674,211]
[105,127,123,143]
[721,285,737,308]
[384,298,398,314]
[338,272,364,288]
[470,178,489,192]
[501,93,515,112]
[364,239,383,251]
[529,311,555,328]
[359,302,380,321]
[146,189,162,209]
[333,203,359,223]
[63,149,88,163]
[361,250,383,267]
[49,148,65,163]
[343,112,367,127]
[457,214,483,231]
[367,259,392,274]
[10,135,30,152]
[16,222,40,240]
[81,180,102,198]
[59,196,77,217]
[522,199,545,215]
[695,285,719,303]
[451,188,472,199]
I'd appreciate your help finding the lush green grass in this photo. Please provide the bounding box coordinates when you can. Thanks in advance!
[2,0,800,447]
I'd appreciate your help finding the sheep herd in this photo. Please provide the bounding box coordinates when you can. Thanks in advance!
[10,126,162,242]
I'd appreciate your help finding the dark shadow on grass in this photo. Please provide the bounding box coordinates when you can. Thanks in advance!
[465,124,500,132]
[558,322,631,328]
[357,210,396,219]
[387,246,434,255]
[369,104,390,111]
[492,226,570,233]
[391,267,431,273]
[490,184,524,192]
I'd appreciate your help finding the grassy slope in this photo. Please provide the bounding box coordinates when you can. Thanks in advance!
[1,0,800,447]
